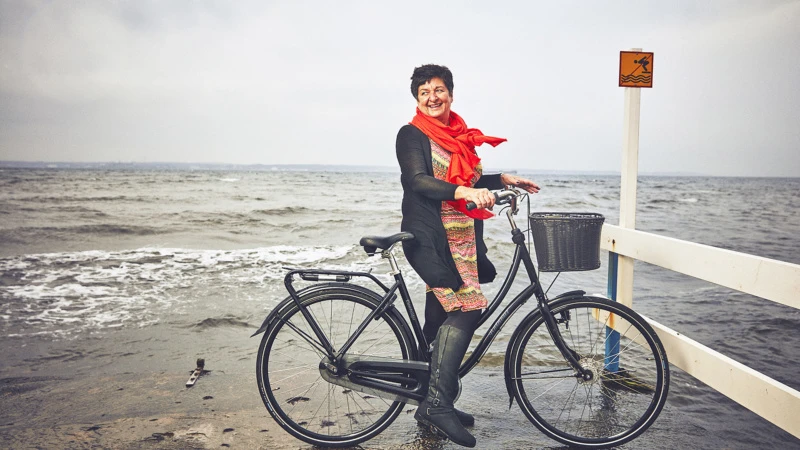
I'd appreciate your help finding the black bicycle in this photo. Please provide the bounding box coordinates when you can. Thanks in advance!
[252,188,669,449]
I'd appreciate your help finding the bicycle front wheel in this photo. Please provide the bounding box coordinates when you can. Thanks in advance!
[509,296,669,449]
[256,285,415,448]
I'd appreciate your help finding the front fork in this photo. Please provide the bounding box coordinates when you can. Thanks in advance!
[512,228,591,381]
[538,298,593,381]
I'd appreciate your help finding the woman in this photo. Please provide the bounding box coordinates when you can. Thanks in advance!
[396,64,539,447]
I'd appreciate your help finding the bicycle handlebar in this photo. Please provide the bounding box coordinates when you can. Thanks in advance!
[465,189,520,211]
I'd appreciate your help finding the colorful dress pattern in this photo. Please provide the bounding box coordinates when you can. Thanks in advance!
[427,139,489,312]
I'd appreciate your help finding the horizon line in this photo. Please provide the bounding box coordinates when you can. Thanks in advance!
[3,160,796,178]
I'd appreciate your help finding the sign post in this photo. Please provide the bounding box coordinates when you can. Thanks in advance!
[607,48,653,372]
[617,48,653,307]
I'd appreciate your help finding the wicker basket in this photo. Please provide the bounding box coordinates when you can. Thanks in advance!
[528,212,605,272]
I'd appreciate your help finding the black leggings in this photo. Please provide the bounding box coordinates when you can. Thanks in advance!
[422,291,481,347]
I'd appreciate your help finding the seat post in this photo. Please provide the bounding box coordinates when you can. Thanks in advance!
[382,244,401,275]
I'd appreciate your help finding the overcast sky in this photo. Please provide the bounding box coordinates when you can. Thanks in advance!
[1,0,798,176]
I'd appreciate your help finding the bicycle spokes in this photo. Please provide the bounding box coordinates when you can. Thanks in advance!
[511,297,668,448]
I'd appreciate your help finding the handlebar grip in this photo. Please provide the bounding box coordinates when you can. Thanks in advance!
[465,192,500,211]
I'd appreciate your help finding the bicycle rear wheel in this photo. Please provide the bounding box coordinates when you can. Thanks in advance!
[256,285,415,448]
[509,296,669,449]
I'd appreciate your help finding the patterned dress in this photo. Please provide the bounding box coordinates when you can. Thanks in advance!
[427,139,489,312]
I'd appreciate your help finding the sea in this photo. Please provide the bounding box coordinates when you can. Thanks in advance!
[1,166,799,448]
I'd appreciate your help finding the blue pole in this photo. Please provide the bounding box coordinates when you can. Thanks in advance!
[605,252,621,372]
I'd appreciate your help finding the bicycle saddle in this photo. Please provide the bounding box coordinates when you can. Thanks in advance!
[359,232,415,255]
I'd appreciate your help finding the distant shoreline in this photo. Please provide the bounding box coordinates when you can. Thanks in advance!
[0,160,724,177]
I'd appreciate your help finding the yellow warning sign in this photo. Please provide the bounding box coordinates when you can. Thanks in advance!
[619,51,653,88]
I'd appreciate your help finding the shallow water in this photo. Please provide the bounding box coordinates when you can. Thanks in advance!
[1,168,798,448]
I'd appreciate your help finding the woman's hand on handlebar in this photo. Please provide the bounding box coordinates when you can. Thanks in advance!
[500,173,540,194]
[455,186,495,210]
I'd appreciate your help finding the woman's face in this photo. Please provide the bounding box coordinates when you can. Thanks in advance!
[416,77,453,125]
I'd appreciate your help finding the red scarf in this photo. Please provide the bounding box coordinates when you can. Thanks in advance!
[410,108,506,219]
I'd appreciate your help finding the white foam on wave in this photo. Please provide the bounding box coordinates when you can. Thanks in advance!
[0,244,379,339]
[680,198,699,203]
[255,245,353,264]
[219,178,239,182]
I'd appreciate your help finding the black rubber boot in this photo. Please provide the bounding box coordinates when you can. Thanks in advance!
[414,325,476,447]
[418,341,474,427]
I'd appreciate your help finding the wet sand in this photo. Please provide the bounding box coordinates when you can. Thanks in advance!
[3,361,787,450]
[1,321,797,449]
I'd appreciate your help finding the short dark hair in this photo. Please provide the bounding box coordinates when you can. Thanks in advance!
[410,64,454,100]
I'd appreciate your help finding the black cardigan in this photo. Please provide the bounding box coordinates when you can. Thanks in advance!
[396,124,504,290]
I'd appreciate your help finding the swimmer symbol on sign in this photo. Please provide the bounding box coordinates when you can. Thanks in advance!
[634,57,650,73]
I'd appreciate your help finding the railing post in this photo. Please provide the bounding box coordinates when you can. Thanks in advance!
[605,252,621,371]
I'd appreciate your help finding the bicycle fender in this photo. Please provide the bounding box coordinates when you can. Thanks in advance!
[550,290,585,301]
[251,300,287,337]
[250,282,401,337]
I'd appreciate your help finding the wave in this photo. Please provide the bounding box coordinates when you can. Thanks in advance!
[16,205,109,216]
[317,218,356,225]
[179,212,263,225]
[588,193,615,201]
[251,206,379,218]
[647,197,699,205]
[56,205,109,215]
[185,316,252,330]
[252,206,316,216]
[0,244,373,339]
[14,195,153,203]
[13,224,165,237]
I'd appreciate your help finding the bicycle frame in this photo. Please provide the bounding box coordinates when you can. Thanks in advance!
[275,191,591,398]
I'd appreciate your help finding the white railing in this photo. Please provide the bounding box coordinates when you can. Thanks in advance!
[609,47,799,439]
[601,224,800,439]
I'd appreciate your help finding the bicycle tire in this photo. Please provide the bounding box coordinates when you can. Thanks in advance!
[256,284,415,448]
[508,296,669,449]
